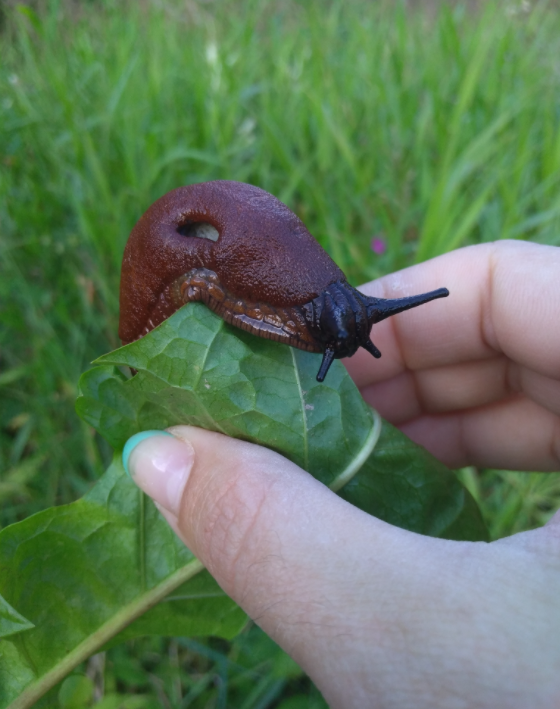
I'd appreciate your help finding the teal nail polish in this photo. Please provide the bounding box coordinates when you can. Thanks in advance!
[122,430,174,478]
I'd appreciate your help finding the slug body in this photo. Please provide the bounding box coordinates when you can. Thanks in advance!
[119,181,449,382]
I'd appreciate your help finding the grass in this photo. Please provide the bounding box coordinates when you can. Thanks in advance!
[1,0,560,705]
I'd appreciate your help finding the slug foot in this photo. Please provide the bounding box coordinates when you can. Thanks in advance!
[151,268,321,353]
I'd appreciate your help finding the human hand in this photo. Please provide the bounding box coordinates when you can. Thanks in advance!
[344,239,560,471]
[123,241,560,708]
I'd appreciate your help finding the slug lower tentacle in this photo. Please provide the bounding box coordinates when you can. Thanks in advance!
[119,180,449,382]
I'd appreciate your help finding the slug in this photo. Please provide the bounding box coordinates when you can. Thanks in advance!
[119,181,449,382]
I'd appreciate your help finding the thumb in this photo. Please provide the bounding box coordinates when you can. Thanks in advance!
[123,425,370,604]
[121,426,399,687]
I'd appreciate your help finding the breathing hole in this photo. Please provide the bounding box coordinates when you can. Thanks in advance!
[177,221,219,242]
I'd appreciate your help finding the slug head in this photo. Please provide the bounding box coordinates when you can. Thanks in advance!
[308,282,450,382]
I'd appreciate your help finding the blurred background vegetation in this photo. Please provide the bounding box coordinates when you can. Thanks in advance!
[1,0,560,706]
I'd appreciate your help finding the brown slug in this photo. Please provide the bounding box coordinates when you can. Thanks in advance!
[119,181,449,382]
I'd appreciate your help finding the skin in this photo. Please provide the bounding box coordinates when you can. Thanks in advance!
[127,241,560,709]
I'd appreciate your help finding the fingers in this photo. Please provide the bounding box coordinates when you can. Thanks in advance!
[342,241,560,469]
[360,346,560,423]
[358,359,560,470]
[399,396,560,471]
[345,240,560,386]
[360,357,510,423]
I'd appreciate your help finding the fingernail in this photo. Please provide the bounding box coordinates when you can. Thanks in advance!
[122,431,174,477]
[122,430,195,516]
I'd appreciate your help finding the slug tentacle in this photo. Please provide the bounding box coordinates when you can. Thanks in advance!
[119,180,449,383]
[364,339,382,359]
[365,288,450,324]
[317,347,336,383]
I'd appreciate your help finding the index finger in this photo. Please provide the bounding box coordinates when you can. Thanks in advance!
[344,240,560,387]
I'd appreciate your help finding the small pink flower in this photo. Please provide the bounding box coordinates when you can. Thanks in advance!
[370,235,386,255]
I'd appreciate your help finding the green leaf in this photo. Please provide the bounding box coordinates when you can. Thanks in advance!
[0,455,245,709]
[0,595,34,640]
[80,303,487,539]
[338,420,487,541]
[81,302,374,487]
[57,675,94,709]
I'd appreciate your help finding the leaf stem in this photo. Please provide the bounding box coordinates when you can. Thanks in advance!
[290,348,309,471]
[139,489,146,591]
[329,409,382,493]
[6,559,205,709]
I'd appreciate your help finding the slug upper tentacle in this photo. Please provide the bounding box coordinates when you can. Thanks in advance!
[119,180,449,382]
